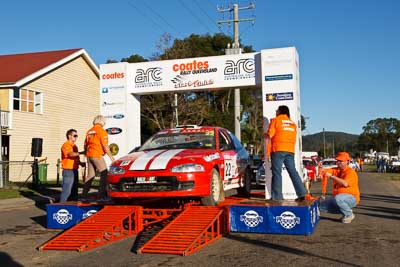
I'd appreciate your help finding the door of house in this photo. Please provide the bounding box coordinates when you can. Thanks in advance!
[1,135,10,181]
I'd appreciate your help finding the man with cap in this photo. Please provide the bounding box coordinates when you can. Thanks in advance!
[320,151,360,223]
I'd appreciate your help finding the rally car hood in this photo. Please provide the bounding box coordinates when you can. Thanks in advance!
[114,149,220,171]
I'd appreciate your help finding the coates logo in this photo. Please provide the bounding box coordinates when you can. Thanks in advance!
[275,211,300,229]
[135,67,162,88]
[240,210,263,228]
[106,127,122,135]
[224,58,255,80]
[101,72,125,80]
[171,75,214,89]
[173,60,209,72]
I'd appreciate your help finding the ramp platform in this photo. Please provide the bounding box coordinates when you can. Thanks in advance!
[140,206,225,256]
[39,205,143,252]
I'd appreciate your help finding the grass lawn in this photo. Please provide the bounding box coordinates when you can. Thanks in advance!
[0,189,23,199]
[362,164,400,180]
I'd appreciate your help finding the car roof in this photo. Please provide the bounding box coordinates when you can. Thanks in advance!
[156,126,224,134]
[322,158,336,161]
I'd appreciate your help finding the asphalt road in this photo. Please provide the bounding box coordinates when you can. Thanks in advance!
[0,171,399,267]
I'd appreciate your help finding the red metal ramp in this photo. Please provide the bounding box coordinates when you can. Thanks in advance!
[140,206,226,256]
[39,205,143,252]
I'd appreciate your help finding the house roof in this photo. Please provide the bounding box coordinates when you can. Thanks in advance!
[0,48,99,87]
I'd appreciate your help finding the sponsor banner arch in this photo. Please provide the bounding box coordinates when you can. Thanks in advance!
[100,47,302,199]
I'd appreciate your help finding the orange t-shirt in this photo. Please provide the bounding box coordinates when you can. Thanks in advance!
[85,124,108,158]
[266,114,297,155]
[61,141,79,169]
[321,166,360,203]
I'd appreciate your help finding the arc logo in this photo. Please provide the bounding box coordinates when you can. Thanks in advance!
[135,67,162,83]
[106,127,123,135]
[224,58,255,75]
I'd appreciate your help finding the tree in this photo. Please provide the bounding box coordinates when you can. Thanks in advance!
[357,118,400,155]
[121,54,148,63]
[301,115,306,131]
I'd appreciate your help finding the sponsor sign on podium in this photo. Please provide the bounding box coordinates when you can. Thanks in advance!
[46,203,102,229]
[229,199,320,235]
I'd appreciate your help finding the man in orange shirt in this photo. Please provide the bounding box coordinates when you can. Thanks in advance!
[82,115,115,201]
[60,129,84,202]
[321,152,360,223]
[265,105,307,201]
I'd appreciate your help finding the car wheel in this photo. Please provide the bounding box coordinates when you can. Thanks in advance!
[201,168,224,206]
[238,167,251,197]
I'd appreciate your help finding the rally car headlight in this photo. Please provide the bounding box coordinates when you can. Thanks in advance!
[109,166,126,175]
[171,163,205,173]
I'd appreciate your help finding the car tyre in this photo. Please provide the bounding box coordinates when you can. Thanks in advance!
[238,167,251,197]
[201,168,224,206]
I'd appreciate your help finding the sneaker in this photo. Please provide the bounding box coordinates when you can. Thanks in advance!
[342,213,355,223]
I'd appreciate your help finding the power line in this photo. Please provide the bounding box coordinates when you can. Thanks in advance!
[193,0,222,33]
[126,0,170,35]
[139,0,183,38]
[178,0,214,33]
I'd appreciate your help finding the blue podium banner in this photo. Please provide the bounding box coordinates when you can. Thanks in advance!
[46,203,102,229]
[229,200,320,235]
[230,206,268,233]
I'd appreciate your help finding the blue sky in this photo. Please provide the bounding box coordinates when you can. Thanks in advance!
[1,0,399,135]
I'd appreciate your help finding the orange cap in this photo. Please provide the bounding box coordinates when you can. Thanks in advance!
[336,152,351,161]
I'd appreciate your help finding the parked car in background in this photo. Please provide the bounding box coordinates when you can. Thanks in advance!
[107,125,252,206]
[321,158,337,169]
[255,163,266,186]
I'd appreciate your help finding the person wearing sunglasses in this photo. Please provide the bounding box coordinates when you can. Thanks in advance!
[60,129,84,202]
[320,152,360,223]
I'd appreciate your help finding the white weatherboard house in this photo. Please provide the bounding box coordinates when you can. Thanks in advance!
[0,49,99,182]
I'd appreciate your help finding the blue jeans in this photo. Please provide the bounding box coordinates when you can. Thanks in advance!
[271,151,307,200]
[60,169,79,202]
[320,193,357,217]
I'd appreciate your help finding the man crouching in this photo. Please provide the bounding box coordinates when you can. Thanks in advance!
[320,152,360,223]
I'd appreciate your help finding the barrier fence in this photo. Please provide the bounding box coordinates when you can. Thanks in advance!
[0,160,34,188]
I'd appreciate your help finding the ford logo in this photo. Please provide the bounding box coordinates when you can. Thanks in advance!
[113,114,125,119]
[106,128,122,135]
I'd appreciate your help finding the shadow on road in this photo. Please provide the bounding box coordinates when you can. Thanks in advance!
[30,215,48,228]
[360,194,400,204]
[0,251,24,267]
[226,234,362,267]
[354,211,400,221]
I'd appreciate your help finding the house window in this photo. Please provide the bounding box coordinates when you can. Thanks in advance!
[13,88,42,113]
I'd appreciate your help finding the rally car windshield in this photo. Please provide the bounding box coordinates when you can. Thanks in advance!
[139,131,216,151]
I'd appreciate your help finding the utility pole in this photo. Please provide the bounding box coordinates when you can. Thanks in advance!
[218,2,255,141]
[323,128,326,158]
[174,93,179,127]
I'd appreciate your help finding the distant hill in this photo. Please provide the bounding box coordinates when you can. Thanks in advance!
[302,131,359,157]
